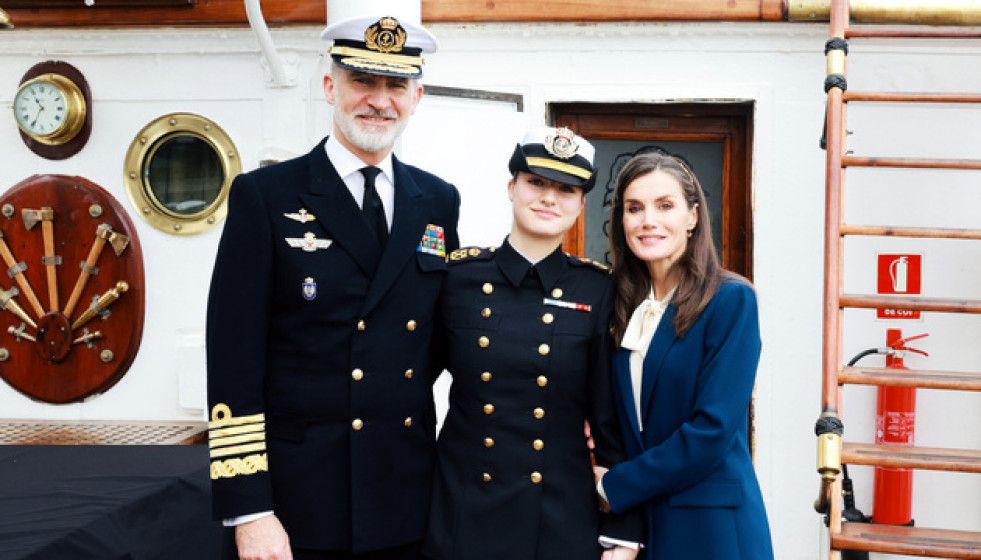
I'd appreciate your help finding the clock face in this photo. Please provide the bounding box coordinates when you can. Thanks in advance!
[14,79,71,138]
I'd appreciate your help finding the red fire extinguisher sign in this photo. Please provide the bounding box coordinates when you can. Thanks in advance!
[876,253,922,319]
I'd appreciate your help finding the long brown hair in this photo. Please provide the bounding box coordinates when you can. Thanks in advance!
[609,152,733,342]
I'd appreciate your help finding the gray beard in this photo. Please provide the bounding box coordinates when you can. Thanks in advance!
[333,109,406,154]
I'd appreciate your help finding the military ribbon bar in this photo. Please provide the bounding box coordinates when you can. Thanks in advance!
[543,298,591,312]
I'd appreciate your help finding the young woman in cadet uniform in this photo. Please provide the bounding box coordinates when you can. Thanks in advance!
[424,128,640,560]
[594,152,773,559]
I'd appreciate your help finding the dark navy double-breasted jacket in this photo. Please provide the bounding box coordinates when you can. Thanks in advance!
[424,240,641,559]
[603,280,774,559]
[206,138,460,552]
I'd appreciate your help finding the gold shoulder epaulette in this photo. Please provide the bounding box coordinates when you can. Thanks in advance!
[448,246,496,264]
[567,254,610,273]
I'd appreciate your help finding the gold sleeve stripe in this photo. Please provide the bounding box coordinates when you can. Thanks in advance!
[209,423,265,439]
[210,432,265,449]
[210,442,266,459]
[525,157,593,180]
[209,403,265,429]
[211,453,268,480]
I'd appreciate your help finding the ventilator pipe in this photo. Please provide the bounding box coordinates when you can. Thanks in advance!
[244,0,291,88]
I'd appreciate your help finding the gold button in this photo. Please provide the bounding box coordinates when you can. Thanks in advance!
[530,472,542,484]
[404,417,413,427]
[481,307,491,318]
[537,375,548,387]
[551,288,563,298]
[533,439,544,451]
[404,368,414,379]
[352,368,363,381]
[533,407,545,419]
[479,336,490,348]
[482,473,492,482]
[357,320,366,331]
[482,283,494,294]
[406,320,417,331]
[538,344,550,355]
[484,437,494,448]
[483,404,494,414]
[481,372,492,382]
[352,419,363,431]
[542,313,553,324]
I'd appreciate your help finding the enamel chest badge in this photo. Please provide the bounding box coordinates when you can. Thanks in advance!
[302,277,317,300]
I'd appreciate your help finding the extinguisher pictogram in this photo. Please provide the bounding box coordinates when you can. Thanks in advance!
[872,329,928,526]
[889,256,909,293]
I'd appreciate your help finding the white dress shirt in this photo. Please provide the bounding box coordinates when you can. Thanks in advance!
[324,134,395,232]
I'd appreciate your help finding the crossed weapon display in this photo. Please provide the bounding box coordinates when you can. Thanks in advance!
[1,208,130,352]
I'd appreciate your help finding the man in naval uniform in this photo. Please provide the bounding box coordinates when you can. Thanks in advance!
[206,15,460,560]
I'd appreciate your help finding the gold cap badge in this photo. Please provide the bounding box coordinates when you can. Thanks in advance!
[365,16,407,54]
[544,127,579,160]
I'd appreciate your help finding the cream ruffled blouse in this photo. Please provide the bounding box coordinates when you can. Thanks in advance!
[619,287,675,429]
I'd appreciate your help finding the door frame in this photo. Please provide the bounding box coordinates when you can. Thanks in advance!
[551,102,754,281]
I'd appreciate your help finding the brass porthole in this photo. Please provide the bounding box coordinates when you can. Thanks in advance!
[124,113,240,235]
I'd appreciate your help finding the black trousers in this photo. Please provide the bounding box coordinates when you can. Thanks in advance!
[221,529,421,560]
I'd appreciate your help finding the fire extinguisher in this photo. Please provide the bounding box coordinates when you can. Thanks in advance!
[872,329,928,526]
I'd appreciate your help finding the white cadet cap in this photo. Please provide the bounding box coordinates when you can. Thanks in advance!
[320,15,439,79]
[508,127,598,191]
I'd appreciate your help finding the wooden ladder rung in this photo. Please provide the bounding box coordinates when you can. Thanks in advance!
[833,522,981,559]
[843,442,981,472]
[840,366,981,391]
[839,294,981,314]
[845,91,981,103]
[842,156,981,170]
[841,224,981,240]
[847,26,981,39]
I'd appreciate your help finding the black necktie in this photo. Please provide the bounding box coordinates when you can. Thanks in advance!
[360,166,388,244]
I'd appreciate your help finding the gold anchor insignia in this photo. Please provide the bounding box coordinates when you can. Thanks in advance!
[544,127,579,160]
[365,16,407,54]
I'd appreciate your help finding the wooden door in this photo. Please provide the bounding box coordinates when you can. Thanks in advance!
[552,102,754,280]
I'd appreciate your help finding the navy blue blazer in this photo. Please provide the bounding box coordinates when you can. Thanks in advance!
[602,280,774,559]
[206,138,460,552]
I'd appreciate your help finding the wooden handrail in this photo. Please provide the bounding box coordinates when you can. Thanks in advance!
[840,224,981,240]
[844,91,981,103]
[842,156,981,170]
[839,366,981,391]
[833,522,981,559]
[847,26,981,39]
[839,294,981,314]
[843,443,981,472]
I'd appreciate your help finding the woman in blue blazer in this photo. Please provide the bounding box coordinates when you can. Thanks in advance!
[594,152,774,559]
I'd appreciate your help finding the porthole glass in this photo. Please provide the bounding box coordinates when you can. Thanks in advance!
[145,134,224,217]
[124,113,240,235]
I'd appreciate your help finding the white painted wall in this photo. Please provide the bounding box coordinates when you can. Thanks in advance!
[0,20,978,560]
